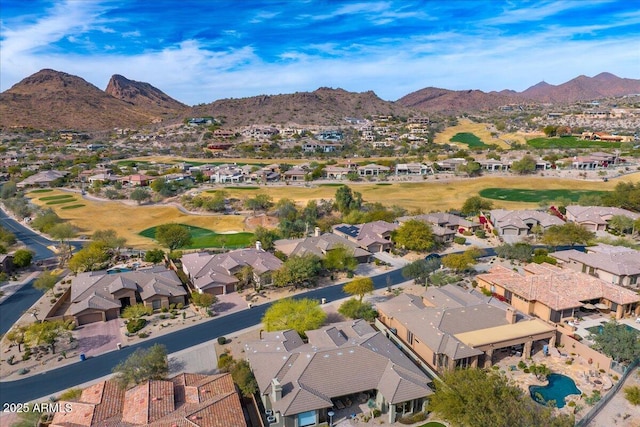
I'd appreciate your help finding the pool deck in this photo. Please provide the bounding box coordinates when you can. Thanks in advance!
[497,340,615,418]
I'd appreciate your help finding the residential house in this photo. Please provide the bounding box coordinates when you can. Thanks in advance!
[316,130,343,141]
[357,164,390,176]
[565,205,640,232]
[395,163,432,175]
[399,213,480,234]
[181,246,283,295]
[487,209,564,242]
[478,159,509,172]
[51,372,247,427]
[274,229,371,263]
[322,166,351,180]
[302,142,341,153]
[551,244,640,287]
[65,266,187,325]
[377,285,556,372]
[283,165,309,182]
[435,158,467,172]
[245,320,433,426]
[118,174,154,187]
[17,170,68,188]
[332,220,398,253]
[476,263,640,322]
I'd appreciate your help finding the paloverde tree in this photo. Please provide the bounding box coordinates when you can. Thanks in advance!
[262,298,326,337]
[428,368,574,427]
[343,276,374,302]
[323,245,358,273]
[392,219,436,252]
[155,223,192,251]
[25,320,70,355]
[112,344,169,389]
[33,270,59,293]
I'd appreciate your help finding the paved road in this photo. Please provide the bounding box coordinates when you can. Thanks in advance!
[0,269,404,405]
[0,209,56,260]
[0,279,40,335]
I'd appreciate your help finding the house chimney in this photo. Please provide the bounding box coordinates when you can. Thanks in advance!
[314,227,321,237]
[271,378,282,401]
[506,307,516,324]
[256,241,263,251]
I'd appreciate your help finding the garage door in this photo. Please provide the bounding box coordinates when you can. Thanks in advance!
[77,312,103,325]
[208,287,223,296]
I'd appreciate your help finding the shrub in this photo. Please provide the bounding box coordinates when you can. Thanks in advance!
[126,318,146,334]
[217,336,227,345]
[568,401,576,407]
[523,368,530,374]
[411,412,427,422]
[454,236,466,245]
[58,388,83,402]
[372,409,382,418]
[612,375,619,381]
[463,230,473,236]
[624,386,640,406]
[138,332,149,338]
[161,306,169,313]
[518,360,527,369]
[176,302,184,309]
[169,303,176,310]
[475,229,486,238]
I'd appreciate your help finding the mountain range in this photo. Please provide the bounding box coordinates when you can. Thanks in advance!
[1,69,639,131]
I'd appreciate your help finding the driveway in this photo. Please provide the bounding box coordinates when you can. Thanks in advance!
[77,319,124,358]
[373,252,409,268]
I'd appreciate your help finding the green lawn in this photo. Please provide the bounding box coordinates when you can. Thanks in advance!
[45,198,78,205]
[39,194,75,201]
[527,136,622,149]
[479,188,610,203]
[139,224,254,249]
[419,423,446,427]
[207,186,260,191]
[319,183,345,187]
[60,204,86,210]
[450,132,490,148]
[30,189,53,193]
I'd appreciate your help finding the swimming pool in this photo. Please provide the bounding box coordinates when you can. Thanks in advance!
[106,267,132,274]
[530,374,581,408]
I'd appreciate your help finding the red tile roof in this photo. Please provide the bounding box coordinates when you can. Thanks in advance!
[51,373,247,427]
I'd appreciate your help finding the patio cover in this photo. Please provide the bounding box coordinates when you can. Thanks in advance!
[594,303,609,310]
[582,303,596,310]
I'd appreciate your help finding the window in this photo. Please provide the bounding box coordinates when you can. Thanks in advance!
[297,411,315,427]
[407,330,414,345]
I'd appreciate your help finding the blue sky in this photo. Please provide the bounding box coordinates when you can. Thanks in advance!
[1,0,638,105]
